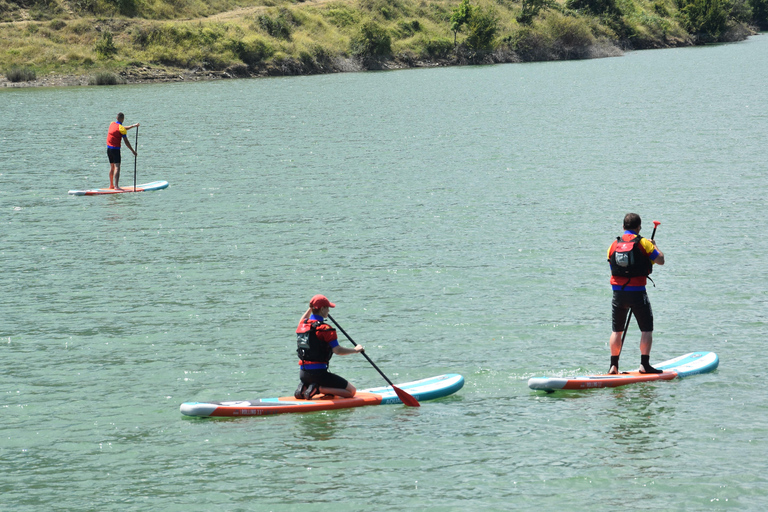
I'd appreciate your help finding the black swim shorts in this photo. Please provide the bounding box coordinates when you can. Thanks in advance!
[300,368,349,390]
[107,147,121,164]
[612,290,654,332]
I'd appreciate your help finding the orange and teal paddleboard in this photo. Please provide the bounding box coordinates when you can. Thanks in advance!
[68,180,168,196]
[180,374,464,418]
[528,351,719,392]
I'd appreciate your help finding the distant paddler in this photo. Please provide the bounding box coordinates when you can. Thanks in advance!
[106,112,139,190]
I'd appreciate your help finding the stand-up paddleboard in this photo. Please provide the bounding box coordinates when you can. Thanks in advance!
[181,373,464,418]
[68,180,168,196]
[528,351,718,392]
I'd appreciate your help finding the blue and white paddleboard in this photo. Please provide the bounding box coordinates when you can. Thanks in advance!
[528,351,719,392]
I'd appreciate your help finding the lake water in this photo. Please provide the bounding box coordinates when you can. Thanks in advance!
[1,35,767,511]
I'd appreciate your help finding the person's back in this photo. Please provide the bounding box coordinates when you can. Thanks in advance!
[606,213,664,374]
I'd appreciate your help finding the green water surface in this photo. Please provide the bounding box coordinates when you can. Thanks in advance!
[1,35,767,511]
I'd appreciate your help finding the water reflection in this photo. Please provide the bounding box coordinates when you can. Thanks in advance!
[604,385,680,477]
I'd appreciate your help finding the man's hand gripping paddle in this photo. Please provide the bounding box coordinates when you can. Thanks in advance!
[620,220,661,345]
[328,314,420,407]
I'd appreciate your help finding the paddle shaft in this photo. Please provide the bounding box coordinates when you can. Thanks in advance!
[327,314,419,406]
[620,221,660,345]
[328,315,394,386]
[133,125,139,192]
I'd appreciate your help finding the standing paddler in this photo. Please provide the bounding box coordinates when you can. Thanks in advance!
[607,213,665,374]
[106,112,139,190]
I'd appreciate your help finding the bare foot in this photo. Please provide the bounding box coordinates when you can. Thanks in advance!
[608,365,619,375]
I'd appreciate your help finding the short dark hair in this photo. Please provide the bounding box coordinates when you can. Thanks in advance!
[117,112,125,120]
[623,213,642,230]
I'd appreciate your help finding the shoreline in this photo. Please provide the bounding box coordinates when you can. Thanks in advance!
[1,32,759,90]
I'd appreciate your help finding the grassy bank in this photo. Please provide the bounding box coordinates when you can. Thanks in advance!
[1,0,764,84]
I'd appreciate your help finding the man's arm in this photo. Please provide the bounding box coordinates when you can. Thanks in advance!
[651,240,665,265]
[123,137,136,156]
[332,344,364,356]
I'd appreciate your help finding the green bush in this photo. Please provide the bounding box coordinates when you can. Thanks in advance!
[542,12,595,57]
[465,6,498,51]
[518,0,549,25]
[49,19,67,30]
[350,20,392,57]
[89,71,124,85]
[566,0,622,16]
[678,0,728,40]
[750,0,768,27]
[5,67,37,82]
[109,0,137,16]
[415,36,454,58]
[396,19,421,37]
[95,31,118,58]
[229,35,275,67]
[257,11,294,40]
[730,0,753,22]
[652,0,670,15]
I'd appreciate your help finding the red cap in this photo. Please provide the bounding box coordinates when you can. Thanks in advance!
[309,294,335,309]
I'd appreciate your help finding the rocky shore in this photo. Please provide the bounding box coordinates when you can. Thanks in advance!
[1,28,757,90]
[0,44,621,89]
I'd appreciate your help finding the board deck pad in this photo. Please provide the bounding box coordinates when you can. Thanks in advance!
[180,374,464,417]
[528,351,718,392]
[68,180,169,196]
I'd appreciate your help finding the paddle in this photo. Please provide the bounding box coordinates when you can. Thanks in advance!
[620,220,661,345]
[327,314,420,407]
[133,125,139,192]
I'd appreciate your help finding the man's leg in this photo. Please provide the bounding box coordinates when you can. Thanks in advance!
[639,331,662,373]
[608,331,623,374]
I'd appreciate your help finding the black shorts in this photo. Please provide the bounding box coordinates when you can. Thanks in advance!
[300,369,349,390]
[612,290,654,332]
[107,147,121,164]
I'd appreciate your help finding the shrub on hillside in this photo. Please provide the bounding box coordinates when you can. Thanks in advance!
[5,67,37,82]
[465,6,498,51]
[414,35,454,59]
[750,0,768,27]
[677,0,729,41]
[257,9,297,40]
[566,0,622,16]
[109,0,137,16]
[542,12,595,56]
[229,35,275,67]
[350,21,392,57]
[518,0,551,25]
[95,31,118,58]
[89,71,124,85]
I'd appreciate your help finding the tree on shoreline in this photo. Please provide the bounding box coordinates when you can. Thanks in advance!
[450,0,473,46]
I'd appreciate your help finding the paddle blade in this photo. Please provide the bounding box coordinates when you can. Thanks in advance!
[393,386,420,407]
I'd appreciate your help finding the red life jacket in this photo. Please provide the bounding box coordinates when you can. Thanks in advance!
[106,121,126,148]
[609,234,654,289]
